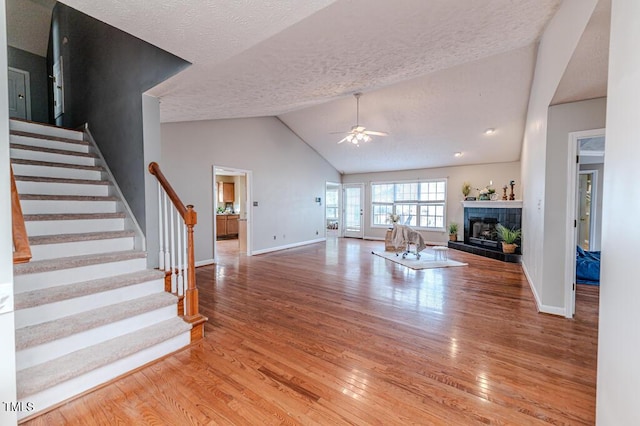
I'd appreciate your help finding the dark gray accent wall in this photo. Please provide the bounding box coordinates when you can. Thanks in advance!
[48,3,190,232]
[7,46,49,124]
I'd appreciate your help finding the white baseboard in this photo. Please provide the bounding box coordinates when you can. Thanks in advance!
[521,261,566,317]
[195,259,215,267]
[252,238,326,255]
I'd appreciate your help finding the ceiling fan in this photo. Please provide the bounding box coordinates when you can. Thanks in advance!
[334,92,388,145]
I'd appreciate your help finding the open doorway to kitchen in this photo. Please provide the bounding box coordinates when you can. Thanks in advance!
[213,166,252,263]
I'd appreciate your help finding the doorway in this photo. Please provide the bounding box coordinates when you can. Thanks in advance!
[343,183,364,239]
[565,129,605,318]
[212,166,252,263]
[325,182,341,238]
[8,67,31,120]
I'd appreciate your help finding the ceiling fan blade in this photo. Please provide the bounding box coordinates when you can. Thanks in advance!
[337,136,350,144]
[364,130,388,136]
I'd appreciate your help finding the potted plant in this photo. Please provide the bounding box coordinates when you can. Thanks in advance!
[496,224,521,254]
[448,223,458,241]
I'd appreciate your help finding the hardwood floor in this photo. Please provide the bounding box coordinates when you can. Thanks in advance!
[24,239,598,425]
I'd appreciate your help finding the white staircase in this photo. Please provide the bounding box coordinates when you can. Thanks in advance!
[10,119,191,419]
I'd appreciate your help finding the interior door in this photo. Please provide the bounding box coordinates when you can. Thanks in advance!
[8,68,29,120]
[577,173,594,251]
[343,184,364,238]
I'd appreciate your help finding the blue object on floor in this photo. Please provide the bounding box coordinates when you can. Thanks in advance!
[576,246,600,286]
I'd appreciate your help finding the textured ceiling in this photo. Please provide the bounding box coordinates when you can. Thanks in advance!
[6,0,55,56]
[43,1,608,174]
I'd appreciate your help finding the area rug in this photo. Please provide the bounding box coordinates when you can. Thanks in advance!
[372,250,468,270]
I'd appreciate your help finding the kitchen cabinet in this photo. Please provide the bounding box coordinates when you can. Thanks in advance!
[217,182,235,203]
[216,214,239,238]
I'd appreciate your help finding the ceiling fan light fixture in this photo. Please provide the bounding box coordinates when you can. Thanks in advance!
[484,128,496,135]
[335,93,387,145]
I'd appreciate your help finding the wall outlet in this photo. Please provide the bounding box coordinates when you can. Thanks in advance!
[282,234,285,239]
[316,230,319,235]
[273,235,276,240]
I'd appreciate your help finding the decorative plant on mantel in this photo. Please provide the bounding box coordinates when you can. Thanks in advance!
[448,223,458,241]
[496,224,521,254]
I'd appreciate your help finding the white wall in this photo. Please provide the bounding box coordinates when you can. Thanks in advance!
[343,161,521,243]
[0,0,18,423]
[520,0,597,313]
[142,94,161,268]
[541,98,606,311]
[161,117,340,262]
[597,0,640,423]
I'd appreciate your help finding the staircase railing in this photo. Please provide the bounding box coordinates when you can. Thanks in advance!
[148,162,207,341]
[11,165,32,264]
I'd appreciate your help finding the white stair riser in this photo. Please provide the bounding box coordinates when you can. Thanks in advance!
[11,163,103,181]
[11,147,96,167]
[16,180,110,197]
[15,279,165,328]
[17,305,178,370]
[14,257,148,292]
[21,199,117,215]
[30,236,135,261]
[17,333,190,420]
[10,134,89,154]
[26,218,125,236]
[10,120,84,141]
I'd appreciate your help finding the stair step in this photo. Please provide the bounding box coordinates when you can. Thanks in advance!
[10,118,84,141]
[15,175,111,196]
[14,269,165,327]
[11,158,104,180]
[10,130,90,153]
[16,317,191,399]
[19,194,119,215]
[11,143,97,167]
[14,250,148,291]
[16,293,179,370]
[28,230,135,261]
[24,213,126,236]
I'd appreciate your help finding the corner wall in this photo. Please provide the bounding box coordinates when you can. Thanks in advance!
[596,0,640,422]
[161,117,341,263]
[342,161,521,243]
[541,97,606,311]
[519,0,597,313]
[0,0,18,423]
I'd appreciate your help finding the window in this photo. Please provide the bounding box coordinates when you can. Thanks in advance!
[371,179,447,229]
[326,188,339,220]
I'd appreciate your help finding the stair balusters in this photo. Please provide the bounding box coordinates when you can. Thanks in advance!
[149,162,207,341]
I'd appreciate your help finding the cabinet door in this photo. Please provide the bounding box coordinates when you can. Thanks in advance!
[216,216,227,236]
[227,216,239,235]
[222,182,235,203]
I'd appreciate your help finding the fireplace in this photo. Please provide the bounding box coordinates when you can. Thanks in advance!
[448,200,523,263]
[468,217,499,249]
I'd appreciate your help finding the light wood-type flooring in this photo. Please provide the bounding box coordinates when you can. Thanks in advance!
[23,238,599,425]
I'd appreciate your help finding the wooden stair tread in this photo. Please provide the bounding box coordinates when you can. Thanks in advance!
[10,130,89,146]
[10,143,97,159]
[14,175,110,185]
[9,118,83,134]
[13,250,146,276]
[29,230,135,245]
[16,318,191,398]
[16,292,178,350]
[11,158,105,171]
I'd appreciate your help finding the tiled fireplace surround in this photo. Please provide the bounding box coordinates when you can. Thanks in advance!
[448,201,523,263]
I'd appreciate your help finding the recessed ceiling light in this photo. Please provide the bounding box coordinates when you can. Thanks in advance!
[484,128,495,135]
[454,152,463,157]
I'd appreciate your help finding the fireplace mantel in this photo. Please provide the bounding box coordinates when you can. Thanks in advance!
[462,200,522,208]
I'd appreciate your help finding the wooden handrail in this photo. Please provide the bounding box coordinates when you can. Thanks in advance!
[11,165,32,264]
[148,161,206,341]
[148,162,190,223]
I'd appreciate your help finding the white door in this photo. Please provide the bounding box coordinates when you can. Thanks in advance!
[8,68,30,120]
[53,57,64,119]
[343,184,364,238]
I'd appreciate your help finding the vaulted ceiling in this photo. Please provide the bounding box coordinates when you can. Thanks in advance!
[9,0,610,174]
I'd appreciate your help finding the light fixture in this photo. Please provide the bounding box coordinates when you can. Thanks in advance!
[484,128,495,135]
[334,93,387,146]
[454,152,463,157]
